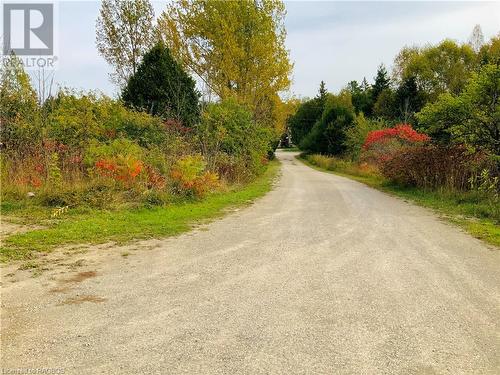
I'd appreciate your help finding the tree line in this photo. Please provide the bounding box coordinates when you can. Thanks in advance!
[288,27,499,158]
[288,27,499,208]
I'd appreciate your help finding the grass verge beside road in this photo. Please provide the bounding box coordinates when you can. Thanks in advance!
[0,160,280,262]
[299,155,500,247]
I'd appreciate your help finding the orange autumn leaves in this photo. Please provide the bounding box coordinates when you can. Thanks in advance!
[94,154,219,197]
[170,155,219,197]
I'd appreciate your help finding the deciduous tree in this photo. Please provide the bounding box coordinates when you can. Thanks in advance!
[417,64,500,154]
[96,0,155,87]
[393,40,477,100]
[0,53,39,149]
[468,24,485,53]
[157,0,292,128]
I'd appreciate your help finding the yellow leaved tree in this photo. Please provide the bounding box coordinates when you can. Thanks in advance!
[157,0,293,133]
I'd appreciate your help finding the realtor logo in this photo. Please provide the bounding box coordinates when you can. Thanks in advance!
[3,3,54,55]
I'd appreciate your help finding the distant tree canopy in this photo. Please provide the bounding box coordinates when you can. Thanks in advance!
[288,82,356,156]
[478,35,500,66]
[288,98,323,147]
[417,63,500,154]
[157,0,292,129]
[122,43,200,126]
[346,80,372,116]
[96,0,155,87]
[301,92,355,155]
[287,82,331,146]
[289,28,500,160]
[393,40,477,101]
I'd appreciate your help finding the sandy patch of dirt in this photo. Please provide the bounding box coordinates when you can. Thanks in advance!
[0,220,44,240]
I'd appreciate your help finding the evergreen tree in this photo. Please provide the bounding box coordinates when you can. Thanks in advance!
[122,42,200,126]
[394,75,426,124]
[318,81,327,102]
[361,77,370,92]
[347,79,373,116]
[300,94,355,155]
[373,89,395,120]
[372,64,390,102]
[287,98,323,146]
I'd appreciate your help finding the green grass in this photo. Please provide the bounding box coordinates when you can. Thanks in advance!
[299,155,500,248]
[1,160,280,261]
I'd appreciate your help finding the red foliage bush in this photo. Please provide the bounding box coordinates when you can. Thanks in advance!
[363,124,430,150]
[361,124,430,166]
[95,158,143,184]
[163,118,191,134]
[145,166,166,190]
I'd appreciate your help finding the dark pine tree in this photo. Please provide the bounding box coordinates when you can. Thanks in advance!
[360,77,370,92]
[394,75,426,124]
[372,64,391,103]
[318,80,328,103]
[287,98,323,146]
[122,42,200,126]
[348,79,373,116]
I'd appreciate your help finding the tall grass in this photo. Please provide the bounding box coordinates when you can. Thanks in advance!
[302,153,500,246]
[305,154,379,179]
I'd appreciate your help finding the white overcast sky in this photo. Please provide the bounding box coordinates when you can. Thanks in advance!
[50,1,500,98]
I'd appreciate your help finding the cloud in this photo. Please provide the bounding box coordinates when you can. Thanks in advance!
[285,1,500,97]
[47,1,500,98]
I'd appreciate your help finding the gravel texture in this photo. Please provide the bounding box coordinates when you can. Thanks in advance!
[2,151,499,374]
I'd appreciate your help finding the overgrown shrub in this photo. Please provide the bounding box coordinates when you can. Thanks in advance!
[361,124,429,166]
[170,155,219,198]
[197,98,271,181]
[379,144,499,191]
[344,114,387,161]
[1,59,273,211]
[45,91,168,149]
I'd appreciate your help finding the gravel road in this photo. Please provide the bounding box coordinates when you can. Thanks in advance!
[2,151,499,374]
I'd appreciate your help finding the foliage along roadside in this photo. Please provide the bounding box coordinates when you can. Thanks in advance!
[299,154,500,248]
[0,160,280,262]
[1,51,277,211]
[285,32,499,248]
